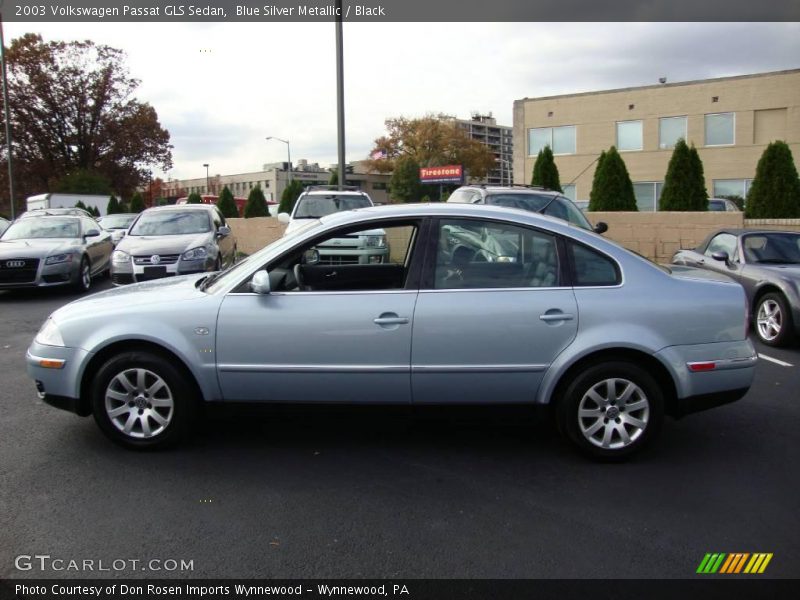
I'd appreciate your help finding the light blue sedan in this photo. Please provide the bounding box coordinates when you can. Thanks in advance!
[26,204,757,458]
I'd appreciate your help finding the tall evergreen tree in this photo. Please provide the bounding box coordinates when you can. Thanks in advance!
[216,186,239,218]
[745,141,800,218]
[659,140,708,211]
[588,151,607,211]
[588,147,637,211]
[530,146,563,192]
[187,192,203,204]
[278,180,304,215]
[74,200,87,210]
[106,195,121,215]
[129,192,146,213]
[389,156,422,203]
[244,185,269,218]
[329,170,338,186]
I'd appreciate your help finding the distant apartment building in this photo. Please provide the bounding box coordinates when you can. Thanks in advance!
[454,113,513,185]
[513,69,800,209]
[162,159,391,207]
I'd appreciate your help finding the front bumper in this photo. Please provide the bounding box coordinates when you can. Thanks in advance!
[111,256,212,286]
[0,258,76,289]
[26,342,92,415]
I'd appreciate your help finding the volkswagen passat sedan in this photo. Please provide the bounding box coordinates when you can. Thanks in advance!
[0,215,112,292]
[27,204,756,458]
[111,204,236,285]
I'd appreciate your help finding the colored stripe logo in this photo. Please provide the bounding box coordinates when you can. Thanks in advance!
[697,553,773,574]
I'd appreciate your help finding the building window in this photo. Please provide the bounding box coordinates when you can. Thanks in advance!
[616,120,643,152]
[372,182,388,190]
[659,116,687,149]
[562,184,576,202]
[712,179,753,199]
[528,125,576,156]
[633,182,663,212]
[705,112,735,146]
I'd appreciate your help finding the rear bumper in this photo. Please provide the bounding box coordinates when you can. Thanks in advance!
[673,387,750,417]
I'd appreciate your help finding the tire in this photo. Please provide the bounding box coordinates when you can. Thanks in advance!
[754,292,794,347]
[72,256,92,293]
[91,351,196,450]
[557,361,664,460]
[214,257,222,271]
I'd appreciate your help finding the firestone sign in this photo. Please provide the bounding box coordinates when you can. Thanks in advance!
[420,165,464,184]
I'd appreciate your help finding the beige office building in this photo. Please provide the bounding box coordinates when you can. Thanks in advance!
[513,69,800,210]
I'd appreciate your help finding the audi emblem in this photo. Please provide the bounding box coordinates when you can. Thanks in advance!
[5,260,25,268]
[150,255,161,264]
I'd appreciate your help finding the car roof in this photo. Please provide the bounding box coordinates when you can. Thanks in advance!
[456,185,561,196]
[144,204,218,212]
[300,189,370,197]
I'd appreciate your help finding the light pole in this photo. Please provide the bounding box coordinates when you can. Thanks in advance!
[202,163,209,194]
[0,10,16,218]
[266,136,292,185]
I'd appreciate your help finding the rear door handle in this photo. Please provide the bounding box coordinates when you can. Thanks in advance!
[539,313,574,322]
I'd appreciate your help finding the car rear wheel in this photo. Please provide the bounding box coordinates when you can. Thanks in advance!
[557,361,663,460]
[72,256,91,293]
[755,293,793,347]
[91,351,196,449]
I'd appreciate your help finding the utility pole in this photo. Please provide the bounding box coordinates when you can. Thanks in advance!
[335,0,345,190]
[0,11,16,218]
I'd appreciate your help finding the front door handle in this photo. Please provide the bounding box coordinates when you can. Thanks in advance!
[374,316,410,325]
[539,312,574,322]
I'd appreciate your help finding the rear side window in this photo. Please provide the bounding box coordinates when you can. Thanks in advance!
[568,241,620,286]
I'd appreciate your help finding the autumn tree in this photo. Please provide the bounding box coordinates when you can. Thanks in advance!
[659,140,708,211]
[244,185,269,218]
[0,34,172,215]
[367,114,495,179]
[216,186,239,218]
[531,147,563,192]
[746,141,800,218]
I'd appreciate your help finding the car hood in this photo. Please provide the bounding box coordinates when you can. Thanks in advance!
[116,233,211,255]
[0,238,81,258]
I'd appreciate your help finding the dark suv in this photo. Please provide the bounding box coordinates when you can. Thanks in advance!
[447,185,608,234]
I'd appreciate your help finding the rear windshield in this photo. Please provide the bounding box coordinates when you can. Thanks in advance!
[129,211,211,236]
[486,193,593,230]
[293,195,372,219]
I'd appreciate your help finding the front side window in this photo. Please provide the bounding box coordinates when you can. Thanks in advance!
[434,219,559,289]
[528,126,576,156]
[705,233,738,258]
[568,242,620,286]
[617,120,643,151]
[659,116,687,149]
[705,112,735,146]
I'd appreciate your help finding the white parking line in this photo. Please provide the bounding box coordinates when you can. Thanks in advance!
[758,353,794,368]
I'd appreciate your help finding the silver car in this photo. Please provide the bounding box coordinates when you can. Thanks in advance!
[0,215,112,292]
[97,213,138,246]
[27,204,756,458]
[111,204,237,285]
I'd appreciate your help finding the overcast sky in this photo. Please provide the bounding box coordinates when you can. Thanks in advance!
[4,21,800,181]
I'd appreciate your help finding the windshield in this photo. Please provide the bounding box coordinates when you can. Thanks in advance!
[99,214,137,229]
[129,211,211,236]
[743,233,800,264]
[485,193,593,230]
[293,194,371,219]
[1,217,80,240]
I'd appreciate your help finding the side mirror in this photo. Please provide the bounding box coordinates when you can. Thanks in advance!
[277,213,291,224]
[593,222,608,235]
[302,249,320,265]
[711,251,730,264]
[250,270,271,295]
[216,225,231,238]
[84,229,100,237]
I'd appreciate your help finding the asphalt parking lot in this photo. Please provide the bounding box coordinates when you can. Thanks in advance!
[1,280,798,580]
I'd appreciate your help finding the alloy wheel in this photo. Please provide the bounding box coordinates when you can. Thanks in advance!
[104,368,174,439]
[578,378,650,450]
[756,299,782,342]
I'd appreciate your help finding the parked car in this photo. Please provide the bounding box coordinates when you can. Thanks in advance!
[18,207,95,219]
[27,204,756,458]
[672,229,800,346]
[97,213,138,246]
[0,215,112,292]
[111,204,237,286]
[447,185,608,234]
[708,198,741,212]
[0,217,8,237]
[278,186,389,265]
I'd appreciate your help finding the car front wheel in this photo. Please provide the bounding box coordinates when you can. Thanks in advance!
[72,256,91,293]
[557,361,663,459]
[91,351,196,449]
[755,292,793,347]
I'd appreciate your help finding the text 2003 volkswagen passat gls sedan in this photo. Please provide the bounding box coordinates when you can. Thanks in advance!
[27,204,757,458]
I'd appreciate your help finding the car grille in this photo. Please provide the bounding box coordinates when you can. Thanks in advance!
[133,254,180,265]
[318,255,360,265]
[0,258,39,283]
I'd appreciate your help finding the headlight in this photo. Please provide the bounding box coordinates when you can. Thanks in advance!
[112,250,130,264]
[364,235,387,248]
[44,253,73,265]
[35,318,65,347]
[182,247,208,261]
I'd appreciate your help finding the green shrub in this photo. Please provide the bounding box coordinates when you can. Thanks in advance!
[588,147,637,211]
[659,140,708,211]
[531,146,563,192]
[244,185,269,218]
[187,192,203,204]
[129,192,146,213]
[745,141,800,218]
[216,186,239,218]
[278,180,304,215]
